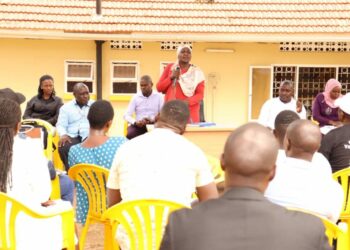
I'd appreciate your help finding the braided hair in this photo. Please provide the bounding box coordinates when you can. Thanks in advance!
[0,98,21,192]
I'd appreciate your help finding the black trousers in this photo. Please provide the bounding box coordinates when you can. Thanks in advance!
[58,136,82,171]
[126,124,148,140]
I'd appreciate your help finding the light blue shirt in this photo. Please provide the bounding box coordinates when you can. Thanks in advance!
[56,99,94,139]
[123,91,164,124]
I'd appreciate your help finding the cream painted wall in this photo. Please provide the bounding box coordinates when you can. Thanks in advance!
[2,38,350,136]
[0,38,95,113]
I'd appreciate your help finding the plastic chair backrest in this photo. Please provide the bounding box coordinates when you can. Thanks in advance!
[322,218,349,249]
[68,163,109,221]
[21,118,55,160]
[52,133,65,171]
[103,199,186,250]
[288,207,349,249]
[0,192,75,250]
[206,155,224,184]
[333,167,350,215]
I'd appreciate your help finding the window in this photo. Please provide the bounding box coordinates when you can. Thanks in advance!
[160,62,171,76]
[111,62,139,94]
[64,61,94,93]
[249,64,350,120]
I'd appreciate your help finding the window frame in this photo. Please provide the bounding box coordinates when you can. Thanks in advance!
[110,61,140,96]
[64,60,95,94]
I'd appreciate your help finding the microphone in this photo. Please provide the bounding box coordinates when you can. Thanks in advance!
[172,66,180,87]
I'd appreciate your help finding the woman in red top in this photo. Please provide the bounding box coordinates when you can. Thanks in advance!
[157,45,205,123]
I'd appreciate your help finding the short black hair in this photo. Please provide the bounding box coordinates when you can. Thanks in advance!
[87,100,114,129]
[274,110,300,138]
[159,100,189,128]
[140,75,152,84]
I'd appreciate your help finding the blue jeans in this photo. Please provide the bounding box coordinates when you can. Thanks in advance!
[59,175,74,204]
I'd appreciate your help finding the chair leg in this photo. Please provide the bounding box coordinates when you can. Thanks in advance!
[79,219,91,250]
[104,223,113,250]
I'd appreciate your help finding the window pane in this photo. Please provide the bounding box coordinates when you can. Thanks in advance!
[113,66,136,78]
[67,81,93,93]
[298,67,336,119]
[113,82,137,94]
[68,64,92,78]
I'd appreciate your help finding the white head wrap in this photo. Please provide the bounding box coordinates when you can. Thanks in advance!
[176,45,192,56]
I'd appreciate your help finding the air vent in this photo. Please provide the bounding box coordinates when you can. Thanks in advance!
[110,40,142,50]
[280,42,350,52]
[160,41,192,51]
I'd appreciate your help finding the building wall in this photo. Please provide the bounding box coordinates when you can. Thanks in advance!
[1,38,350,135]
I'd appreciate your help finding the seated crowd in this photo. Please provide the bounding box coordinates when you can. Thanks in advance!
[1,74,350,249]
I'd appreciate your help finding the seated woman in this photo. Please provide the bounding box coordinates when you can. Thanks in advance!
[68,100,127,225]
[0,95,71,250]
[312,78,342,127]
[23,74,63,126]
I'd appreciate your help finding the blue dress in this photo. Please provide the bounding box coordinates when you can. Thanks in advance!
[68,136,127,224]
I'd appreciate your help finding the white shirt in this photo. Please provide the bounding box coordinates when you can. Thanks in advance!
[123,91,164,125]
[265,156,343,222]
[107,128,214,207]
[10,136,52,208]
[6,136,70,250]
[258,97,307,129]
[276,149,332,177]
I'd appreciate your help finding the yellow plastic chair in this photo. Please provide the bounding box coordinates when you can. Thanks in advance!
[50,176,61,200]
[333,168,350,238]
[322,218,349,249]
[288,207,349,249]
[103,199,186,250]
[0,192,75,250]
[53,133,65,171]
[68,163,111,250]
[124,120,128,137]
[333,168,350,218]
[21,118,55,160]
[206,155,224,184]
[21,119,61,200]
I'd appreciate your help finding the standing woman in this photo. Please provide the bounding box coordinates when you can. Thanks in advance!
[312,78,342,127]
[157,45,205,123]
[23,74,63,126]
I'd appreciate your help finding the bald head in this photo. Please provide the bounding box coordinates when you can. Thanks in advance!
[221,123,279,192]
[285,120,321,159]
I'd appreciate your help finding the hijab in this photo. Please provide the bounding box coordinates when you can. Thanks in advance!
[173,45,205,97]
[323,79,342,108]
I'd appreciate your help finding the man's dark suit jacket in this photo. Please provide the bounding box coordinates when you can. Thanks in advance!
[160,187,331,250]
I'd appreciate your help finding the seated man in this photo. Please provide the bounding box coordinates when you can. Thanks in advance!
[258,80,306,129]
[56,83,93,170]
[108,100,218,207]
[265,120,343,222]
[108,100,218,249]
[123,75,163,139]
[319,93,350,173]
[160,123,331,250]
[273,110,332,176]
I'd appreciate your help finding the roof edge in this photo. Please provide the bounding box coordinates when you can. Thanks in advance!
[1,30,350,43]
